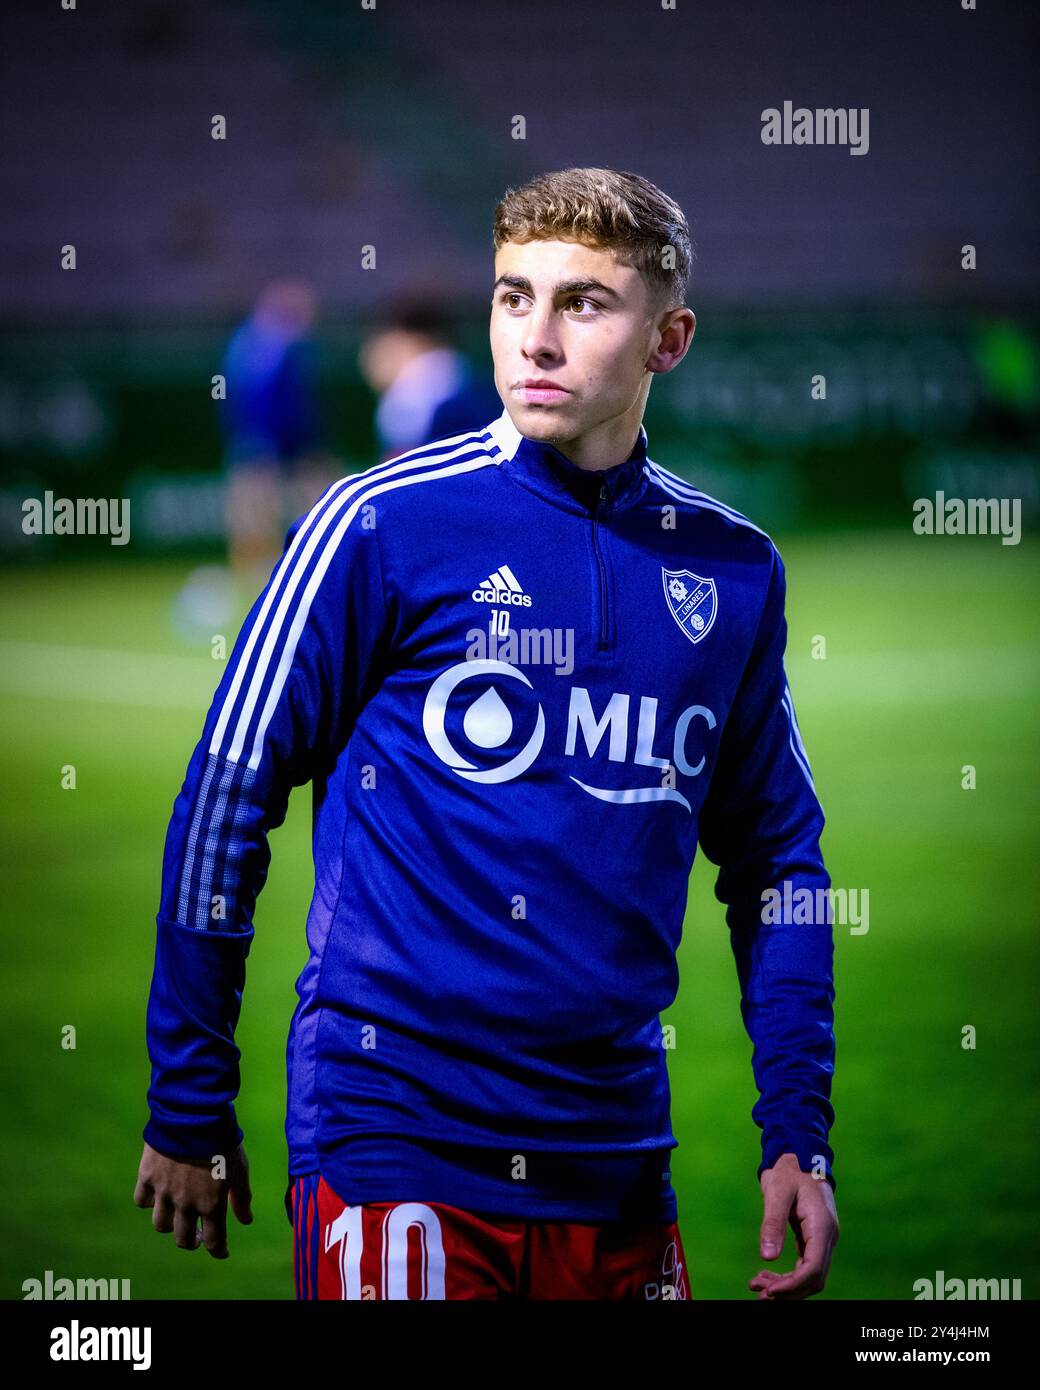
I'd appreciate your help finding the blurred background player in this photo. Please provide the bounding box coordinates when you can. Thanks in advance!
[358,299,501,460]
[172,278,336,640]
[220,277,335,591]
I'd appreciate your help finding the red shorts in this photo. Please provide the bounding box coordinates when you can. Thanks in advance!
[290,1173,690,1301]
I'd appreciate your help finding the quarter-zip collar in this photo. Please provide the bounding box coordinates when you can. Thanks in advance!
[486,408,649,516]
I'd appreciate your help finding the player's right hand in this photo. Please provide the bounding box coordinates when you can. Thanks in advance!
[133,1141,253,1259]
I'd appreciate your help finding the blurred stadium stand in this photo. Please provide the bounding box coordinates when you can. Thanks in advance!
[0,0,1037,552]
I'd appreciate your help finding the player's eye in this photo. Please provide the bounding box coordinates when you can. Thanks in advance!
[502,292,525,309]
[568,296,597,315]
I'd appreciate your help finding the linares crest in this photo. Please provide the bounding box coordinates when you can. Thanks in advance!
[662,568,718,645]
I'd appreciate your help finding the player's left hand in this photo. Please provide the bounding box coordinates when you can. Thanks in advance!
[749,1152,839,1300]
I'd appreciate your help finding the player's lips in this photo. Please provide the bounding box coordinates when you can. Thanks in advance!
[515,380,571,404]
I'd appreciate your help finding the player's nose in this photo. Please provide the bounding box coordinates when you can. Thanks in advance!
[521,309,561,360]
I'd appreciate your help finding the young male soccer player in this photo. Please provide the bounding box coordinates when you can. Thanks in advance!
[135,167,838,1301]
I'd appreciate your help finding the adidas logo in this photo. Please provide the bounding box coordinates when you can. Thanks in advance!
[471,564,532,607]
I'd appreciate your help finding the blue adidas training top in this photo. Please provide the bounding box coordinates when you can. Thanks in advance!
[143,408,836,1222]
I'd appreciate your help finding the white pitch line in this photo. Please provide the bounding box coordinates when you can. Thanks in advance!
[0,641,217,710]
[787,644,1040,707]
[0,639,1036,711]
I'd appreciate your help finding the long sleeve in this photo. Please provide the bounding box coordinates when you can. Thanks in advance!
[697,544,836,1191]
[143,483,390,1159]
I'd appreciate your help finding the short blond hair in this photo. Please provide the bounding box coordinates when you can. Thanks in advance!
[493,166,692,314]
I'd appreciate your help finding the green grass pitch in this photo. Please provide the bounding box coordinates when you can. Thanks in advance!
[1,530,1036,1299]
